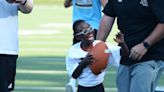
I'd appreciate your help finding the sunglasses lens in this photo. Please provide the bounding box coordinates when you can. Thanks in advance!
[83,29,88,34]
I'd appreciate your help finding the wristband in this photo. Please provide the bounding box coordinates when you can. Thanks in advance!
[143,42,150,49]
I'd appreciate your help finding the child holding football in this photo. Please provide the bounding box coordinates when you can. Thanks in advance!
[65,20,129,92]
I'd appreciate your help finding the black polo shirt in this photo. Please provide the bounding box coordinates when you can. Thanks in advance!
[103,0,164,66]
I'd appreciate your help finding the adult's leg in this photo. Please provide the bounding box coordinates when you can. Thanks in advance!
[130,60,158,92]
[5,55,18,91]
[116,65,131,92]
[0,55,9,92]
[154,61,164,91]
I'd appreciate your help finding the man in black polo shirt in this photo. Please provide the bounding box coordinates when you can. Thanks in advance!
[96,0,164,92]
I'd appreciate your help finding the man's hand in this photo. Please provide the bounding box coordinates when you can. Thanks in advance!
[129,43,148,60]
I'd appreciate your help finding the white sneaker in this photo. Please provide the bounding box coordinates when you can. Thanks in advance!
[65,78,76,92]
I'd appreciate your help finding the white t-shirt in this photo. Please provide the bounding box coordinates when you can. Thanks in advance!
[66,40,121,87]
[0,0,19,55]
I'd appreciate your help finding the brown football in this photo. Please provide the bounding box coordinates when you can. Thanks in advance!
[89,41,110,75]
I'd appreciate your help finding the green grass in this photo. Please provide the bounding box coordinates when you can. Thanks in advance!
[34,0,65,5]
[15,5,164,92]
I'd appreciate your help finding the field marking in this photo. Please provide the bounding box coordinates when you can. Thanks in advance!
[20,48,67,52]
[17,70,117,75]
[17,70,66,74]
[41,23,72,28]
[20,41,70,45]
[15,86,164,91]
[19,30,61,35]
[15,86,117,91]
[18,58,65,61]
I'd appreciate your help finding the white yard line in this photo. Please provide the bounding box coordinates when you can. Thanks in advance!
[19,23,72,36]
[15,86,164,91]
[17,70,66,74]
[20,48,67,52]
[41,23,72,28]
[15,86,117,91]
[19,30,61,35]
[20,41,70,45]
[18,58,65,61]
[16,70,117,75]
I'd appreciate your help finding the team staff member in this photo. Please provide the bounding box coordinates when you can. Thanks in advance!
[96,0,164,92]
[0,0,33,92]
[64,0,107,44]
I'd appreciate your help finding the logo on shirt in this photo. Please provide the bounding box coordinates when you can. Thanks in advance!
[140,0,149,7]
[75,0,93,7]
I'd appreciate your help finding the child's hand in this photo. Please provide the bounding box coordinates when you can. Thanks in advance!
[81,53,95,66]
[114,32,124,43]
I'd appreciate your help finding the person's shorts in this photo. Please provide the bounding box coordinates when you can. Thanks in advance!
[0,54,18,91]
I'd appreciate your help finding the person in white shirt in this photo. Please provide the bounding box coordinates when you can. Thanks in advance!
[0,0,33,91]
[65,20,129,92]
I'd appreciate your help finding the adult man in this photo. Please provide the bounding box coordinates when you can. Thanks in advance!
[64,0,107,44]
[0,0,33,91]
[96,0,164,92]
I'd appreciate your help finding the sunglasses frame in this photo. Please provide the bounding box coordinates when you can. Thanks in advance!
[75,26,94,36]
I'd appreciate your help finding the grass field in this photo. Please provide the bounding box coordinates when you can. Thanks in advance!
[14,5,164,92]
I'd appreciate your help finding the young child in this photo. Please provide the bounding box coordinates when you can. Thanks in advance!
[65,20,129,92]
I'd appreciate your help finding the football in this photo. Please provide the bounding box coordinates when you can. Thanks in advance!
[89,41,110,75]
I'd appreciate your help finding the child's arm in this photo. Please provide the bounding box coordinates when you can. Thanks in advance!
[72,53,95,79]
[114,32,129,57]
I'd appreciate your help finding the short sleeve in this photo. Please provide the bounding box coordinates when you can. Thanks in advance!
[150,0,164,23]
[65,56,79,77]
[102,0,116,17]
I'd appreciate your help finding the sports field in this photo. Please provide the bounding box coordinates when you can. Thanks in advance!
[14,3,164,92]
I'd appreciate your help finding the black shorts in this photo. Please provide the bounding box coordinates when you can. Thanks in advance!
[77,83,105,92]
[0,54,18,92]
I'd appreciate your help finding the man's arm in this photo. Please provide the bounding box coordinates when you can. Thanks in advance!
[144,23,164,46]
[18,0,33,14]
[100,0,108,7]
[129,23,164,60]
[64,0,72,8]
[96,14,115,41]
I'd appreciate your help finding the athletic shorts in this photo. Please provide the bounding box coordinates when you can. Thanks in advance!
[0,54,18,91]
